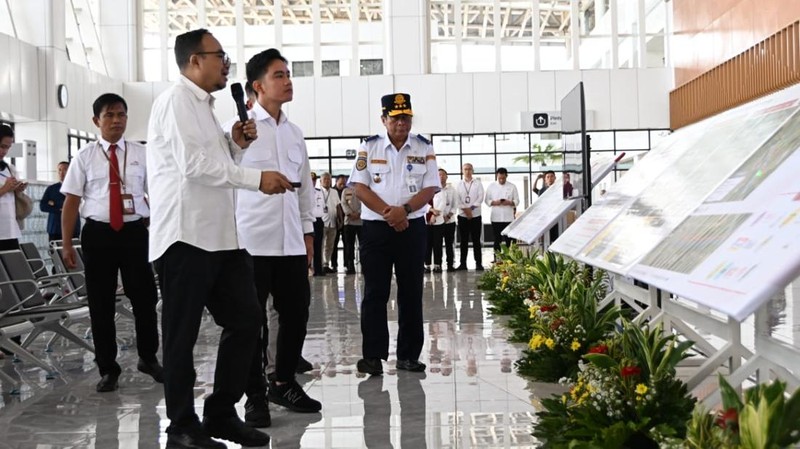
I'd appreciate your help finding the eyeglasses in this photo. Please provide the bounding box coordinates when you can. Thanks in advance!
[195,51,231,67]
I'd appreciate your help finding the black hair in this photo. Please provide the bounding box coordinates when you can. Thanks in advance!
[244,81,256,98]
[438,168,447,174]
[93,93,128,118]
[496,167,508,175]
[246,49,288,85]
[57,161,70,166]
[544,170,556,177]
[0,124,13,141]
[175,29,210,70]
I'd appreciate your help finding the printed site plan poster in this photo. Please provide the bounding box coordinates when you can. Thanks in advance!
[572,90,800,275]
[503,158,618,244]
[630,101,800,321]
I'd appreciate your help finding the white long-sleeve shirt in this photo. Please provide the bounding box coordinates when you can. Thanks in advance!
[431,184,456,225]
[456,178,484,217]
[484,181,520,223]
[146,75,261,261]
[235,103,313,257]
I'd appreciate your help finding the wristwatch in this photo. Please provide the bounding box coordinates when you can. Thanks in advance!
[402,203,413,215]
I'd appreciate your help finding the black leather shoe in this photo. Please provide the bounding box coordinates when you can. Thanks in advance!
[244,395,271,428]
[396,359,426,372]
[455,265,468,271]
[166,427,226,449]
[475,266,485,272]
[137,358,164,383]
[96,373,119,392]
[357,357,383,375]
[295,356,313,374]
[202,416,270,447]
[268,380,322,413]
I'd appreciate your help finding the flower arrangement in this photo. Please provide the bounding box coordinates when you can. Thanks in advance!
[478,245,620,382]
[684,375,800,449]
[533,321,696,448]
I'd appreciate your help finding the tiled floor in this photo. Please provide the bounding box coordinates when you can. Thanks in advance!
[0,250,549,448]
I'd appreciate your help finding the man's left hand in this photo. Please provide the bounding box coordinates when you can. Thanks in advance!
[232,119,258,148]
[383,206,408,231]
[304,234,314,268]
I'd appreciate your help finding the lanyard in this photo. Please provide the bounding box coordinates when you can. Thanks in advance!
[323,188,330,203]
[463,180,474,198]
[98,141,128,193]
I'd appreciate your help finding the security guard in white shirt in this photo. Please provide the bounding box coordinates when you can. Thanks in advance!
[349,93,440,375]
[456,163,485,271]
[484,167,520,255]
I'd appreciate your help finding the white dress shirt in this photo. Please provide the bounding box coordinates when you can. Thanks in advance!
[146,75,262,261]
[456,178,484,217]
[0,164,20,240]
[484,181,520,223]
[235,103,313,257]
[61,138,150,222]
[348,133,440,221]
[313,189,325,218]
[431,184,456,226]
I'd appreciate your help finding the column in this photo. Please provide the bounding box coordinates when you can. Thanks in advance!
[384,0,428,75]
[98,0,138,81]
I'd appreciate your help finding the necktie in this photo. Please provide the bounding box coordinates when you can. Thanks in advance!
[108,144,123,231]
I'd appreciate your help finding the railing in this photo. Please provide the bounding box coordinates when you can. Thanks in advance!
[670,21,800,129]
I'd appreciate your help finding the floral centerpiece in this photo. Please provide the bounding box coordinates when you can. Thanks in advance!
[534,321,696,448]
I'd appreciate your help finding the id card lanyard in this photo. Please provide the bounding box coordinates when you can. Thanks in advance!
[99,141,128,193]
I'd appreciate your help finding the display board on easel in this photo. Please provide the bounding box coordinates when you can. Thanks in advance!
[551,82,800,321]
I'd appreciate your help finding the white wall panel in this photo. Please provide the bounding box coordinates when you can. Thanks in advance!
[391,0,424,16]
[500,73,528,132]
[445,74,474,133]
[637,68,671,129]
[314,77,343,136]
[0,35,8,117]
[581,70,611,130]
[286,77,316,137]
[367,76,394,135]
[8,39,23,117]
[554,70,583,108]
[527,72,556,112]
[609,70,640,129]
[391,17,423,75]
[394,74,446,136]
[473,73,501,134]
[123,82,155,141]
[341,76,370,136]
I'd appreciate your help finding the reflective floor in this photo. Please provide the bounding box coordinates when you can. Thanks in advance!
[0,250,552,448]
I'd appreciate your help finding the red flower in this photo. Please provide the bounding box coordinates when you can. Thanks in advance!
[587,344,608,354]
[620,365,641,377]
[540,304,558,312]
[550,318,565,330]
[715,408,739,431]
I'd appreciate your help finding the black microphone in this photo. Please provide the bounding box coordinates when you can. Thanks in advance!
[230,82,252,141]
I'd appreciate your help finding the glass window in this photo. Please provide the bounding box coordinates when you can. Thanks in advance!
[461,135,494,154]
[293,61,314,77]
[617,0,640,68]
[588,131,614,150]
[433,135,460,154]
[649,129,671,149]
[465,154,496,176]
[309,159,330,178]
[331,158,356,177]
[330,138,362,158]
[306,139,330,158]
[579,0,612,69]
[496,153,531,173]
[360,59,383,75]
[436,154,463,175]
[615,130,649,150]
[322,60,340,77]
[495,133,529,153]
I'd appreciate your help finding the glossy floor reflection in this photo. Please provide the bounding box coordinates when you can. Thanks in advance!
[0,250,544,448]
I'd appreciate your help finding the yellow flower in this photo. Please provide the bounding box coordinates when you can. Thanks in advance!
[528,305,540,318]
[570,340,581,351]
[528,334,545,350]
[500,276,510,290]
[545,338,555,349]
[635,383,648,395]
[561,394,568,404]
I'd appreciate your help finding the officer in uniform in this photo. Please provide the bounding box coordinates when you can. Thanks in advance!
[349,93,440,375]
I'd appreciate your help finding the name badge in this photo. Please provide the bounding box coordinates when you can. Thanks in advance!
[407,176,418,194]
[121,193,136,215]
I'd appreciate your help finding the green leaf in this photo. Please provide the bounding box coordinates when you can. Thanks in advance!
[718,374,744,412]
[583,353,618,369]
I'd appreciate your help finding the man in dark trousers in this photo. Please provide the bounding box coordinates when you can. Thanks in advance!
[60,94,163,394]
[40,161,80,242]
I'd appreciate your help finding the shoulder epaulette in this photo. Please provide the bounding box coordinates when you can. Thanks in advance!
[364,134,380,142]
[416,134,431,145]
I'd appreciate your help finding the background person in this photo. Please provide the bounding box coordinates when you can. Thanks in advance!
[484,167,519,256]
[0,125,28,251]
[455,163,484,271]
[40,161,80,242]
[430,168,457,272]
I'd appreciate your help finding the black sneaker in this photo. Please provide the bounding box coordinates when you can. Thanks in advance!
[268,380,322,413]
[296,356,314,374]
[166,425,226,449]
[202,416,270,447]
[396,359,426,372]
[244,395,271,428]
[356,357,383,375]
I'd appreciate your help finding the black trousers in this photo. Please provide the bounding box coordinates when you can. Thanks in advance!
[360,218,425,361]
[491,221,512,255]
[331,229,342,269]
[154,242,261,432]
[246,255,310,396]
[313,218,324,274]
[457,216,483,266]
[425,225,434,265]
[80,219,159,377]
[343,224,361,271]
[432,223,456,267]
